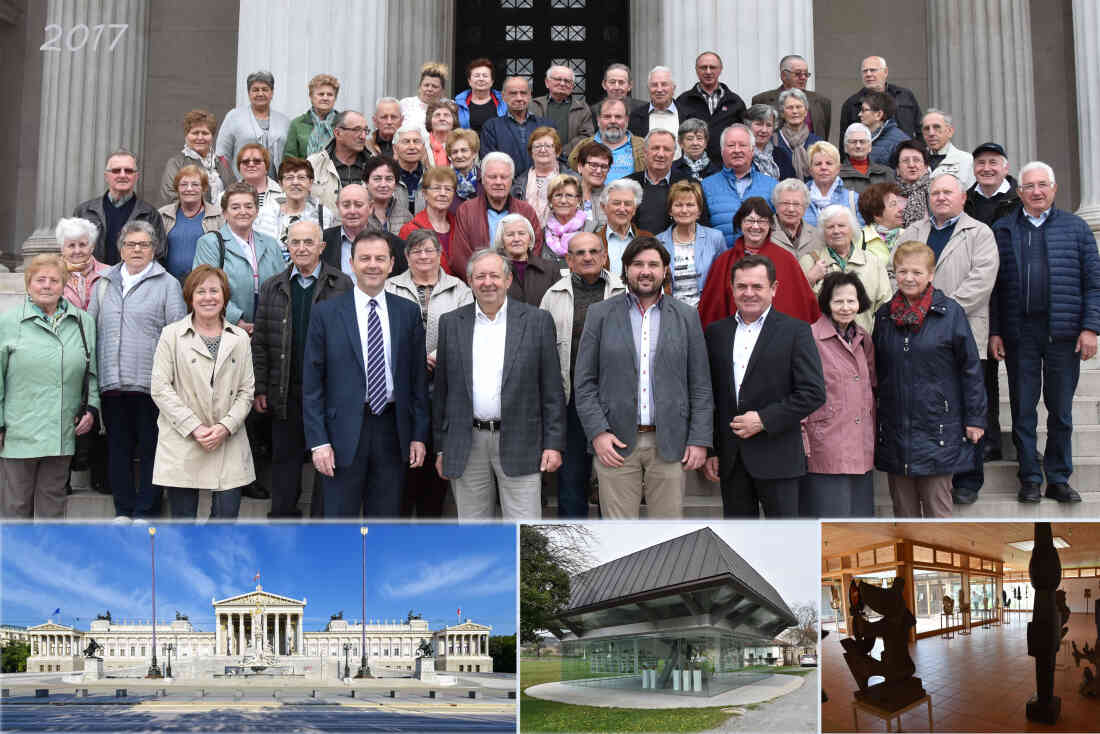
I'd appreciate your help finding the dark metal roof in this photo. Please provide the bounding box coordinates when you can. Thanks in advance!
[563,527,795,622]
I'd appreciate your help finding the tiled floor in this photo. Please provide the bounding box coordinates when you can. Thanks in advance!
[822,612,1100,732]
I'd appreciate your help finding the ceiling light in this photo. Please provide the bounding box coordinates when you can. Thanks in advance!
[1007,537,1070,551]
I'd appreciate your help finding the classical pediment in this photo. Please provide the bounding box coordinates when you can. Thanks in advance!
[447,622,491,631]
[29,622,74,632]
[213,589,304,607]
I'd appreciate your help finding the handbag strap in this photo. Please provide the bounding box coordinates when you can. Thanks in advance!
[213,231,226,270]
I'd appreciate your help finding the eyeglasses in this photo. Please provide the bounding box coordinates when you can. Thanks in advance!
[427,185,455,193]
[784,70,812,79]
[122,241,154,250]
[107,167,136,175]
[282,173,311,183]
[741,217,770,228]
[1019,181,1052,192]
[548,76,572,84]
[584,161,610,171]
[368,175,396,184]
[531,143,556,152]
[240,158,265,166]
[408,246,439,256]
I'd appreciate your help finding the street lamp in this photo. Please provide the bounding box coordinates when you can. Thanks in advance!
[166,643,174,678]
[146,527,162,678]
[343,642,351,679]
[356,526,372,678]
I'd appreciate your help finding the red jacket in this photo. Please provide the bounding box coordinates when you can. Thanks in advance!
[803,315,876,474]
[399,210,458,276]
[449,190,544,281]
[697,239,820,328]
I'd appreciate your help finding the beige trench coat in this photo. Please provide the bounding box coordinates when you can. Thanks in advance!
[799,244,893,335]
[898,211,999,356]
[150,315,256,490]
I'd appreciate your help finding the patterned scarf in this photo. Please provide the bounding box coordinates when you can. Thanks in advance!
[831,318,858,344]
[307,109,336,156]
[898,172,931,227]
[545,209,587,256]
[752,148,780,180]
[685,152,712,181]
[888,284,934,331]
[182,146,224,203]
[455,165,479,200]
[779,125,811,179]
[875,223,902,248]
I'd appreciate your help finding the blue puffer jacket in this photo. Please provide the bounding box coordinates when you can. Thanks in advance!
[454,89,507,129]
[869,119,910,166]
[989,207,1100,342]
[701,168,778,246]
[873,289,986,477]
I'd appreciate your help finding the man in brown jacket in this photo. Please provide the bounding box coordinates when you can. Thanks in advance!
[449,152,544,280]
[530,64,594,154]
[751,54,832,142]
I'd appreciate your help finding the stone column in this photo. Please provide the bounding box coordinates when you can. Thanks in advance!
[22,0,151,260]
[385,0,454,99]
[927,0,1036,167]
[237,613,245,656]
[297,613,303,655]
[236,0,389,124]
[631,0,815,109]
[276,614,282,655]
[1073,0,1100,237]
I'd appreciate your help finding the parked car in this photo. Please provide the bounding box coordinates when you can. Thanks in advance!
[799,654,818,667]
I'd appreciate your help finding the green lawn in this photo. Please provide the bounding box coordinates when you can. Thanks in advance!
[520,657,740,733]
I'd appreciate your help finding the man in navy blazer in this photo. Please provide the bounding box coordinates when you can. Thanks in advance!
[303,230,429,517]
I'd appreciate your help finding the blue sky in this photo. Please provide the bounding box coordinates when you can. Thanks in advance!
[0,524,516,636]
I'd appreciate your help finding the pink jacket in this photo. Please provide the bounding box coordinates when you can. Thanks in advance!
[804,315,876,475]
[63,259,109,311]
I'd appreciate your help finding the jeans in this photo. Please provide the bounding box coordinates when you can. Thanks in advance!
[101,392,160,518]
[1003,317,1080,485]
[167,486,242,519]
[555,397,592,518]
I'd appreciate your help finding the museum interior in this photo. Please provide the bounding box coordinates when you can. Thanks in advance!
[821,522,1100,733]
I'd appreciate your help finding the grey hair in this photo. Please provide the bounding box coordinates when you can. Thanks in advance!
[720,123,754,146]
[118,220,157,249]
[333,109,364,128]
[603,63,632,81]
[375,96,401,110]
[771,178,810,208]
[394,122,426,142]
[922,107,954,127]
[843,122,872,144]
[644,128,677,147]
[818,204,860,237]
[600,177,644,208]
[545,64,572,82]
[779,54,807,72]
[1019,160,1056,185]
[744,104,779,126]
[55,217,99,246]
[678,118,709,140]
[777,88,809,110]
[405,228,441,254]
[246,70,275,89]
[503,75,533,91]
[466,248,510,281]
[647,65,673,83]
[104,148,138,168]
[694,51,723,67]
[929,170,965,193]
[481,151,515,178]
[492,213,536,255]
[286,219,323,241]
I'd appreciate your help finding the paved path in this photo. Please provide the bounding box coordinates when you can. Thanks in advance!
[704,669,818,734]
[525,673,803,709]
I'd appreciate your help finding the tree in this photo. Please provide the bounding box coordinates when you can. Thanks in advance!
[520,524,595,647]
[790,601,819,647]
[2,642,30,673]
[488,634,516,673]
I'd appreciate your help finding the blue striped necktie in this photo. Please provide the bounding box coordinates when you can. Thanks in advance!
[366,299,387,414]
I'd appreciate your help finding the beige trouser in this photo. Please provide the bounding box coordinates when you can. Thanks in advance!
[887,473,953,518]
[595,431,684,518]
[1,456,72,519]
[451,428,542,519]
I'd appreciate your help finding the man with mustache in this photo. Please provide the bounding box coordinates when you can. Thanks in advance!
[573,235,714,518]
[433,249,565,519]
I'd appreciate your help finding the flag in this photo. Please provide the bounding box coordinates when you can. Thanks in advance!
[52,608,60,615]
[457,607,461,617]
[253,571,261,582]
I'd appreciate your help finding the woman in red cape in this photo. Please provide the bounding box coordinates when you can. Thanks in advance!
[698,196,820,328]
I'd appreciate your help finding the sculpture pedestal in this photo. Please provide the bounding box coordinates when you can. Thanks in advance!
[853,693,932,733]
[83,658,104,681]
[415,656,437,682]
[853,677,927,711]
[1026,693,1061,724]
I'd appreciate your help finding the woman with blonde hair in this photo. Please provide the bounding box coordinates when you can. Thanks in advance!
[804,140,860,227]
[401,62,450,131]
[541,174,596,273]
[285,73,341,158]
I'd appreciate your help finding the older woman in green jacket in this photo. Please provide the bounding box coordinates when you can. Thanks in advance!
[0,254,99,518]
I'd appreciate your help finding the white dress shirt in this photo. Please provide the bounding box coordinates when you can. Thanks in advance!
[733,307,771,399]
[353,286,394,404]
[471,298,508,420]
[120,261,154,297]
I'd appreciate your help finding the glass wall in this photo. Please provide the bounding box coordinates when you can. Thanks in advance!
[968,576,996,616]
[822,582,844,633]
[561,632,773,697]
[912,568,963,635]
[1003,581,1033,612]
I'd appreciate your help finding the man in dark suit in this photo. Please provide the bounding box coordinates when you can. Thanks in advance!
[751,54,832,142]
[703,254,825,517]
[320,183,407,278]
[303,230,429,517]
[574,235,713,518]
[433,249,565,519]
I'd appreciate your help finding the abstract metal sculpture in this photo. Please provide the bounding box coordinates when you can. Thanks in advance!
[1070,599,1100,697]
[840,578,925,710]
[1026,522,1066,724]
[942,595,954,615]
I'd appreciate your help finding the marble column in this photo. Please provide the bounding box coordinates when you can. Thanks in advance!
[296,614,303,655]
[631,0,815,108]
[22,0,150,260]
[236,1,388,123]
[237,613,245,656]
[276,614,282,655]
[1073,0,1100,237]
[927,0,1036,168]
[385,0,454,99]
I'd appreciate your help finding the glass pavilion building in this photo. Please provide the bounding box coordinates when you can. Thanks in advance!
[556,528,798,697]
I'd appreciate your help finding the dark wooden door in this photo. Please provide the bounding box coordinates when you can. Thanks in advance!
[454,0,630,104]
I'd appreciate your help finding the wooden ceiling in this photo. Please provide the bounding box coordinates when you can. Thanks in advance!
[821,523,1100,570]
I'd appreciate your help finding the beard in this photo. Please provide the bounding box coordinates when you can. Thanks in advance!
[601,125,626,144]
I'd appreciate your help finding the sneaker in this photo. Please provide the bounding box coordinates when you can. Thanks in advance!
[112,516,132,525]
[1017,482,1042,503]
[1045,482,1082,503]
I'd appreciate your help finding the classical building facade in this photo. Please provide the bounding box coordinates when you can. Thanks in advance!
[25,585,493,674]
[1,0,1096,265]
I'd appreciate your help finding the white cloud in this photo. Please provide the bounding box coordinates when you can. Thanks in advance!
[380,555,509,598]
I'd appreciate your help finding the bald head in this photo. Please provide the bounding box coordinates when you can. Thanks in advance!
[565,231,607,281]
[337,183,369,234]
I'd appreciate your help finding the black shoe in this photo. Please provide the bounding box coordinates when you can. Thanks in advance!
[983,445,1003,462]
[242,482,270,500]
[1018,482,1042,503]
[952,489,979,505]
[1045,482,1082,503]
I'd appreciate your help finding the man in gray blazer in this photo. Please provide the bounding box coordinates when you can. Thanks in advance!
[433,249,566,519]
[573,235,714,518]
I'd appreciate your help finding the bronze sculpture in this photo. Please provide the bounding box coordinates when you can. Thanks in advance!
[82,639,103,658]
[942,595,954,615]
[840,578,925,709]
[1026,522,1066,724]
